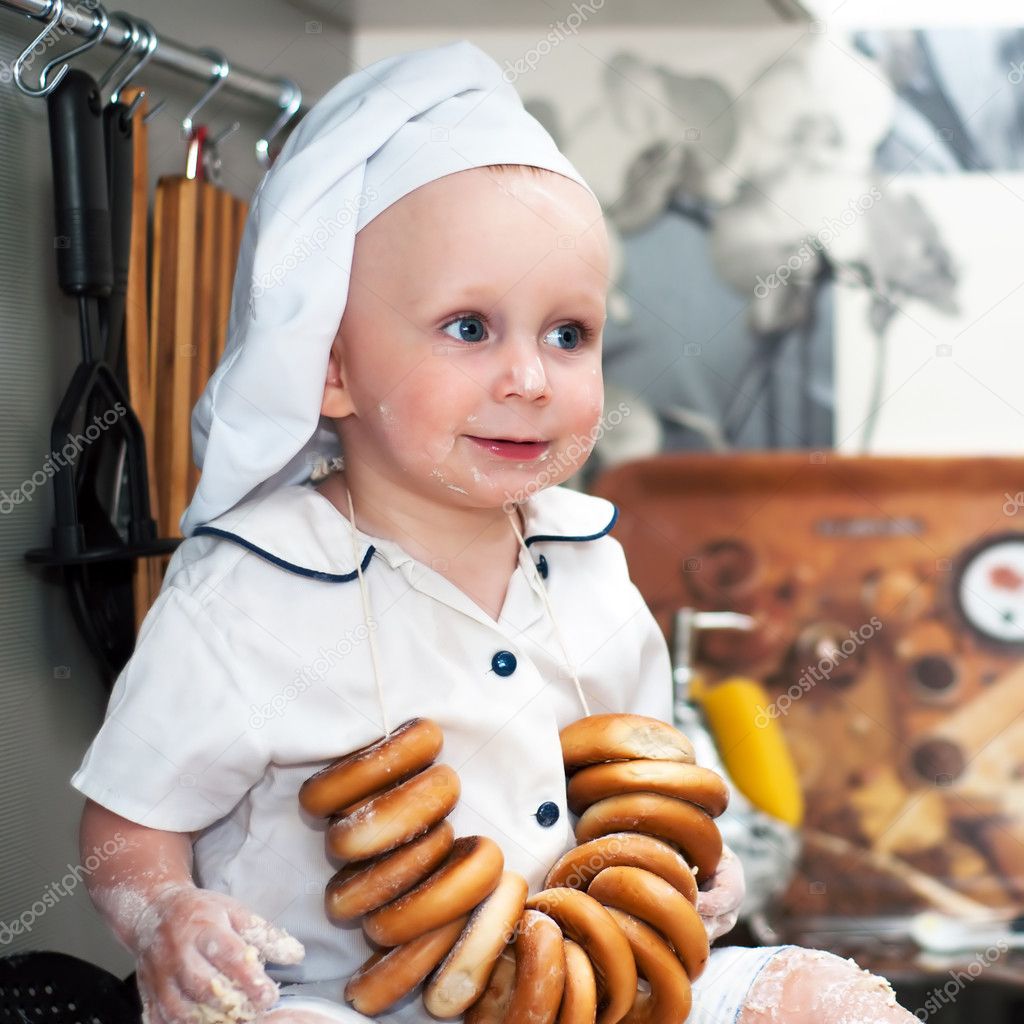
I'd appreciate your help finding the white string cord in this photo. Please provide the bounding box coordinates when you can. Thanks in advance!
[345,486,391,738]
[506,509,591,718]
[340,474,591,731]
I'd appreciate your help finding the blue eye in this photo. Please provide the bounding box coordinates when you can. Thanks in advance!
[439,314,594,349]
[441,316,488,343]
[545,323,585,351]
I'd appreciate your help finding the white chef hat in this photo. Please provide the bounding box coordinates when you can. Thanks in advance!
[179,39,597,537]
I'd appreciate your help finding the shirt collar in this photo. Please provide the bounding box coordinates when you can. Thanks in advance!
[192,482,618,583]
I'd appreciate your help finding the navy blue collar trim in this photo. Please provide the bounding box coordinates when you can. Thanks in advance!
[522,504,619,547]
[192,503,618,582]
[193,525,376,583]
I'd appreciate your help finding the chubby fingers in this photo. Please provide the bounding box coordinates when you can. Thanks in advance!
[703,906,740,943]
[696,845,745,920]
[241,923,304,966]
[140,993,179,1024]
[139,966,211,1024]
[193,927,279,1014]
[232,912,305,966]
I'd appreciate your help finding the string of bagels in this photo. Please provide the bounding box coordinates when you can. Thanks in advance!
[298,713,728,1024]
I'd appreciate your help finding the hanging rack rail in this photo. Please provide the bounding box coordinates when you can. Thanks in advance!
[0,0,308,114]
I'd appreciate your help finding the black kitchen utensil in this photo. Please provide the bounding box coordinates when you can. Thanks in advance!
[25,67,179,685]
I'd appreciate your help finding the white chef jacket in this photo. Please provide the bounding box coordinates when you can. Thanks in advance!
[70,480,679,1008]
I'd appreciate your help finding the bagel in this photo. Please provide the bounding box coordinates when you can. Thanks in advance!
[559,715,694,774]
[325,820,455,921]
[343,912,468,1015]
[326,763,460,863]
[504,910,566,1024]
[464,950,517,1024]
[558,939,598,1024]
[424,871,530,1018]
[338,786,385,817]
[543,833,698,906]
[603,908,692,1024]
[566,761,728,818]
[525,887,636,1024]
[587,866,708,981]
[574,794,722,884]
[363,835,504,946]
[300,717,443,817]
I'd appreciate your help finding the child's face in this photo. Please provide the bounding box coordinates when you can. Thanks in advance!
[321,165,610,510]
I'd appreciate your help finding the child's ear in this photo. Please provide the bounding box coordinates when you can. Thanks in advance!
[321,337,357,418]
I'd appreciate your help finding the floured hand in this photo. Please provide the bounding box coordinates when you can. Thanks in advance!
[696,843,745,942]
[131,883,305,1024]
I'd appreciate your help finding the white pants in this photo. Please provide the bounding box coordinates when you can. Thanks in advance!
[273,944,798,1024]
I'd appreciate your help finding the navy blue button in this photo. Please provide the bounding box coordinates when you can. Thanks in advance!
[536,554,548,578]
[491,650,517,676]
[535,801,560,827]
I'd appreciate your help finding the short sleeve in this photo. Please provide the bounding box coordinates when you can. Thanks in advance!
[70,584,268,832]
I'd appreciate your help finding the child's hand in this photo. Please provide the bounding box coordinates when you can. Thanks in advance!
[130,883,305,1024]
[695,843,746,942]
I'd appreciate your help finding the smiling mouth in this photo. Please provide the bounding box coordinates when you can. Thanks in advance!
[476,436,546,443]
[466,435,551,460]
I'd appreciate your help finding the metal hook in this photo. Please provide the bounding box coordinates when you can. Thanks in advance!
[14,0,64,96]
[34,0,109,95]
[14,0,86,97]
[98,11,157,106]
[95,9,137,99]
[256,78,301,168]
[141,96,166,124]
[209,120,241,148]
[180,47,229,139]
[203,119,241,186]
[122,18,159,119]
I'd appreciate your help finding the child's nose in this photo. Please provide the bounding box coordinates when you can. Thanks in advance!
[496,336,550,401]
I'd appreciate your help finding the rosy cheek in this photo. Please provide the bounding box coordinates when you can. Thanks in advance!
[376,400,400,438]
[580,379,605,425]
[423,435,457,464]
[593,377,606,418]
